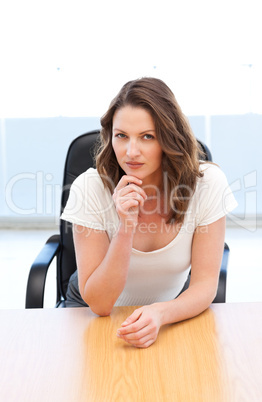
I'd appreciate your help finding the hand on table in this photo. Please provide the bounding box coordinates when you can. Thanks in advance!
[116,304,162,348]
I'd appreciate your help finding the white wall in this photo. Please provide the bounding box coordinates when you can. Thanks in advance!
[1,114,261,230]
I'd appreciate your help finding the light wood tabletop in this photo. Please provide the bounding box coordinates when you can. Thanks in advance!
[0,303,261,402]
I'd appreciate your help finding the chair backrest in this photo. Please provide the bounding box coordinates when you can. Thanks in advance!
[57,130,212,302]
[58,130,100,300]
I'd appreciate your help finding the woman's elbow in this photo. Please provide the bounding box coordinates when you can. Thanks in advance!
[89,304,112,317]
[80,292,112,316]
[205,285,219,306]
[81,291,113,316]
[79,282,115,316]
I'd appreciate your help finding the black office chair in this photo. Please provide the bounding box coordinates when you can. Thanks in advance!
[25,130,229,308]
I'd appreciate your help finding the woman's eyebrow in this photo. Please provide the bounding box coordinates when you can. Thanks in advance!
[113,128,127,133]
[139,129,155,134]
[113,128,155,134]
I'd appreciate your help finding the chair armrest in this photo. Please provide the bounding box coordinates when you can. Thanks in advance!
[213,242,229,303]
[25,235,61,309]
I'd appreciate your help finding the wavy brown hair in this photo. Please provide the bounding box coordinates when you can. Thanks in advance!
[95,77,204,224]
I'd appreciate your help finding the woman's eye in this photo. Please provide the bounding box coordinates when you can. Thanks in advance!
[143,134,154,140]
[115,133,126,138]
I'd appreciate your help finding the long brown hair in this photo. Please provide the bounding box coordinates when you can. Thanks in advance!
[95,77,203,224]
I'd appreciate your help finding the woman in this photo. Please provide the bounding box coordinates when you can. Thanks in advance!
[61,77,237,348]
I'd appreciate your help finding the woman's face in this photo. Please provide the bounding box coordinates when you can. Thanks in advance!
[112,105,163,186]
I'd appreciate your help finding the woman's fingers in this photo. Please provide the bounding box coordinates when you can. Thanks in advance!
[113,176,147,221]
[114,184,147,203]
[116,305,162,348]
[120,334,155,348]
[118,191,146,209]
[117,326,156,348]
[115,175,143,190]
[117,325,148,341]
[114,176,147,199]
[117,199,139,215]
[121,308,143,326]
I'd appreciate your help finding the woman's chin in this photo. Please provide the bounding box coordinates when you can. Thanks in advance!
[123,169,144,180]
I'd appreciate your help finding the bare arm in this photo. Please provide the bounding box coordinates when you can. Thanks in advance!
[74,226,133,316]
[117,216,226,347]
[73,175,147,316]
[160,215,226,325]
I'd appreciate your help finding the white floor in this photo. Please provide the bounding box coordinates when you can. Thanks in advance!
[0,229,57,309]
[0,226,261,309]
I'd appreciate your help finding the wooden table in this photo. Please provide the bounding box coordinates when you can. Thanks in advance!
[0,303,261,402]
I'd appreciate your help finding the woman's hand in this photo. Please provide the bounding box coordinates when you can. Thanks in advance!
[113,175,147,229]
[116,304,163,348]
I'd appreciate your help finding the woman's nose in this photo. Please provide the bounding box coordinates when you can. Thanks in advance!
[126,139,141,158]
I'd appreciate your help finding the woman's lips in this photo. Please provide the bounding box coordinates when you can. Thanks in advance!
[126,162,144,169]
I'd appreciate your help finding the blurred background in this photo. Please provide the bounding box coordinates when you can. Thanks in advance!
[0,0,261,308]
